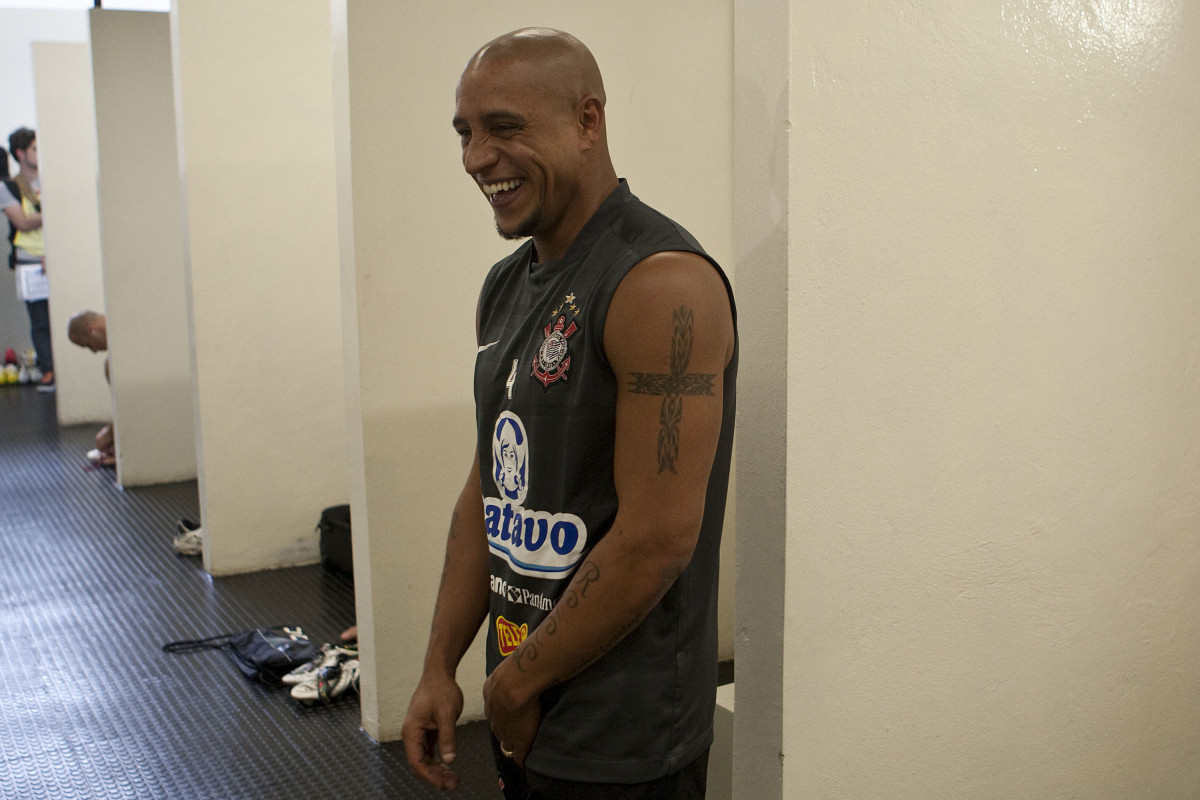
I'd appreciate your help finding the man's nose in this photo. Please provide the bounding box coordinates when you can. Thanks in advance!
[462,135,497,175]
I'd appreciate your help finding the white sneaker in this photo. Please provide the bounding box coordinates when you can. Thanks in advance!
[173,527,203,556]
[291,650,360,705]
[281,643,351,686]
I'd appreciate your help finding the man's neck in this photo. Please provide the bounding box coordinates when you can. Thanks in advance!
[532,174,620,262]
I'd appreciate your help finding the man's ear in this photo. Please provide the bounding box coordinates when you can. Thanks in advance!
[577,96,604,148]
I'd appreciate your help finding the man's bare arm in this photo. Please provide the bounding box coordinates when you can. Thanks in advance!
[482,251,734,765]
[3,204,42,232]
[402,457,491,791]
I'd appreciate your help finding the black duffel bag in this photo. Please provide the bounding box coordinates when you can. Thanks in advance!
[162,625,318,685]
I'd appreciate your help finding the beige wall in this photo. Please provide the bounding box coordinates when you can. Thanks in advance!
[91,9,196,487]
[32,41,109,426]
[734,1,1200,797]
[171,0,348,574]
[335,0,734,740]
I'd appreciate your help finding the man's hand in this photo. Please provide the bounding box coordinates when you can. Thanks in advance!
[401,672,465,791]
[483,657,542,767]
[402,460,491,790]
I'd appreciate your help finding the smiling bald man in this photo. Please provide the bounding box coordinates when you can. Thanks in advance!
[401,29,738,800]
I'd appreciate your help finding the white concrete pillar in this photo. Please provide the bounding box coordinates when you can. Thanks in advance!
[334,0,734,741]
[91,9,196,487]
[31,41,109,426]
[732,0,789,795]
[171,0,348,574]
[736,0,1200,797]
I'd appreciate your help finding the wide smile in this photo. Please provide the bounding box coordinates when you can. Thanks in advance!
[481,178,525,205]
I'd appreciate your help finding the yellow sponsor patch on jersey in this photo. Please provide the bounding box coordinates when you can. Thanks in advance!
[496,615,529,656]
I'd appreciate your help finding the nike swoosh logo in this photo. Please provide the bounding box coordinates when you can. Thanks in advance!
[477,341,500,353]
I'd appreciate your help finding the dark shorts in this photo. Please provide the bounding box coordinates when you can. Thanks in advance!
[492,736,709,800]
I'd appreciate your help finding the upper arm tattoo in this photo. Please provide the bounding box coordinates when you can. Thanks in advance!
[627,307,717,474]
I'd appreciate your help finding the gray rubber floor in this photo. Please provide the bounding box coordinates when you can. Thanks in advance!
[0,385,499,799]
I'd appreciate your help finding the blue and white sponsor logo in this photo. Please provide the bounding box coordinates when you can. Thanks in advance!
[491,411,529,504]
[485,411,587,579]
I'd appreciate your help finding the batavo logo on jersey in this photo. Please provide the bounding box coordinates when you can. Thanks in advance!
[496,615,529,656]
[485,411,588,579]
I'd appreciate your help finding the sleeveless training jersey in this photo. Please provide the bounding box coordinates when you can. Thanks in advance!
[474,180,738,783]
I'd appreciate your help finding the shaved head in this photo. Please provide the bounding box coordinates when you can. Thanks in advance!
[464,28,606,113]
[68,310,107,352]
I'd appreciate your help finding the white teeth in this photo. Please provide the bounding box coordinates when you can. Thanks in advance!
[482,179,523,196]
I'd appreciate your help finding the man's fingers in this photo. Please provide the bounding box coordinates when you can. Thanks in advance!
[401,725,431,774]
[402,677,465,790]
[436,708,459,764]
[402,728,459,790]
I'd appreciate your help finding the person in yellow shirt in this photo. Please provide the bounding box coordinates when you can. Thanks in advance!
[2,127,53,388]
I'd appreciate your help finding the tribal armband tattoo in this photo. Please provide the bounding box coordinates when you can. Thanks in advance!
[628,307,717,473]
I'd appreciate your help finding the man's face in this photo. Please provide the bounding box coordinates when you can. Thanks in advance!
[85,328,106,352]
[16,140,37,171]
[68,326,105,352]
[499,441,519,489]
[453,58,582,244]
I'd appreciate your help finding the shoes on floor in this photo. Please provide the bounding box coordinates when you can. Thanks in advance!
[86,449,116,467]
[282,643,333,686]
[290,646,360,705]
[27,367,42,383]
[282,644,357,686]
[176,518,200,535]
[173,527,203,556]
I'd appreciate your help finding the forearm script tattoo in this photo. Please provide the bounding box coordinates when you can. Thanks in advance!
[628,307,717,473]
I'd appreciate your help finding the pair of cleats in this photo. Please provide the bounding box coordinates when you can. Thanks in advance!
[86,448,116,466]
[174,519,203,556]
[284,643,359,705]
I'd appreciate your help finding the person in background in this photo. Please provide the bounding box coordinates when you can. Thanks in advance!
[67,310,115,466]
[2,128,54,389]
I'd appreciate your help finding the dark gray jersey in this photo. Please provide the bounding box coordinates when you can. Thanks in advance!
[474,181,738,783]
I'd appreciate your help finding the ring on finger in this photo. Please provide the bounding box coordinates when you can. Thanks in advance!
[500,742,515,758]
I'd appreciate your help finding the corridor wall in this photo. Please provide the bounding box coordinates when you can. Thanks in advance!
[171,0,348,574]
[735,1,1200,797]
[31,41,109,426]
[91,9,196,487]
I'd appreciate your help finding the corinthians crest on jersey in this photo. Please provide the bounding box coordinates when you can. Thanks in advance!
[531,292,581,388]
[484,411,588,579]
